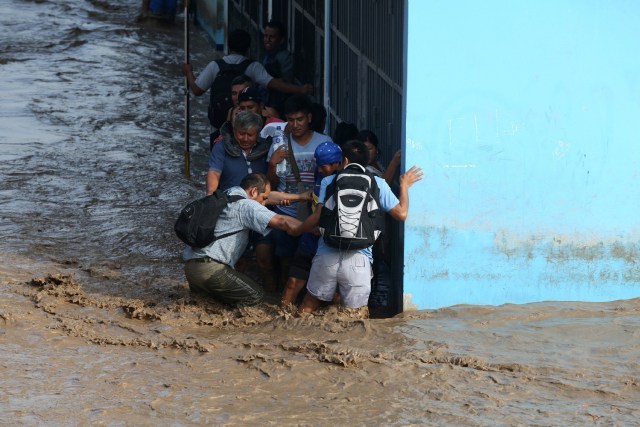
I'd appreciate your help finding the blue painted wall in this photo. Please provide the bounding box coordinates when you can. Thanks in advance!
[403,0,640,309]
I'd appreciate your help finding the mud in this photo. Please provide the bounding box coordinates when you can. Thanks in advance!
[1,0,640,425]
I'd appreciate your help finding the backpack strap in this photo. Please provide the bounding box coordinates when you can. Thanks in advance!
[285,136,311,220]
[226,194,244,203]
[214,58,227,71]
[238,58,253,72]
[211,194,245,240]
[323,174,337,203]
[344,163,367,173]
[216,58,253,74]
[287,134,302,183]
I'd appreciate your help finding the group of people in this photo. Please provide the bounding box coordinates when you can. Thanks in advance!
[179,22,423,314]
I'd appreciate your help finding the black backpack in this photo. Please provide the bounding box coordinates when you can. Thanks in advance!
[318,164,384,250]
[207,58,253,128]
[174,190,243,248]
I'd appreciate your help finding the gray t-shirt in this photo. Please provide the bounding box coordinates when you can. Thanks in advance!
[195,54,274,91]
[182,187,276,266]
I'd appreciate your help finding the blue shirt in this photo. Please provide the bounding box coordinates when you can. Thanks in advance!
[315,175,399,262]
[208,140,268,191]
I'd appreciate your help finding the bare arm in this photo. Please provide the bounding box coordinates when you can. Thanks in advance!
[267,145,287,189]
[206,170,221,195]
[268,214,302,232]
[387,166,424,222]
[288,206,322,236]
[181,63,206,96]
[266,190,312,206]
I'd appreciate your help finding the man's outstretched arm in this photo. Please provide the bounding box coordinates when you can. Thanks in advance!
[268,214,302,233]
[387,165,424,222]
[287,207,321,237]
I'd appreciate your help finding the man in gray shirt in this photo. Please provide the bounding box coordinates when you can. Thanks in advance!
[182,173,301,305]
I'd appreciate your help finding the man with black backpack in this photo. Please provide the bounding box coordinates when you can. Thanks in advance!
[181,173,302,306]
[182,29,312,145]
[287,140,424,314]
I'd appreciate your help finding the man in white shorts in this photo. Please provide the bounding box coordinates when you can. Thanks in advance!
[288,140,423,313]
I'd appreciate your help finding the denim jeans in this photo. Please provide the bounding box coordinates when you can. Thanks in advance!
[184,257,264,305]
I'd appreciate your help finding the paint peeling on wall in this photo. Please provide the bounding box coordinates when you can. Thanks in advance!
[403,0,640,309]
[403,293,420,311]
[404,224,640,308]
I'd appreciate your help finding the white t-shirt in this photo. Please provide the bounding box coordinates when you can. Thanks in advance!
[195,54,273,91]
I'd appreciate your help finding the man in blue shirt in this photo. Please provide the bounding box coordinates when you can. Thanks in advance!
[288,140,423,314]
[207,111,269,194]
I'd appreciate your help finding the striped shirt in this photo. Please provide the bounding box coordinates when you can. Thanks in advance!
[266,131,333,218]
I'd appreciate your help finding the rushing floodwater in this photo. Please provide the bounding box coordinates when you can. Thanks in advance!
[1,1,639,425]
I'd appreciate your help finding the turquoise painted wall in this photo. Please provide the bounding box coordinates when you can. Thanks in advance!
[404,0,640,309]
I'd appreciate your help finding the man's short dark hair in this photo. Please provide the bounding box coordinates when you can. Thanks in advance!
[357,129,378,147]
[228,29,251,54]
[265,20,286,38]
[283,94,312,116]
[240,172,268,193]
[341,140,369,168]
[231,74,253,86]
[333,122,359,147]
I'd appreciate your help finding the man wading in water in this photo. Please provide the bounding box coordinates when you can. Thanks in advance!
[181,173,301,305]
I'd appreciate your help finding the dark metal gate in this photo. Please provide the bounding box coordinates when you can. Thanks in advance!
[228,0,406,314]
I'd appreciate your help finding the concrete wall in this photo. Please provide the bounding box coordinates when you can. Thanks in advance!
[403,0,640,309]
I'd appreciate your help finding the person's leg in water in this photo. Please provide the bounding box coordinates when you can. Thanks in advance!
[335,252,372,309]
[282,277,306,307]
[298,252,340,313]
[184,258,264,305]
[271,228,299,291]
[256,242,277,293]
[299,291,322,313]
[278,256,292,291]
[281,246,314,307]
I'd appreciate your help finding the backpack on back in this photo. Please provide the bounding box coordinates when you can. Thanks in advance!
[207,58,253,129]
[319,164,384,250]
[174,190,243,248]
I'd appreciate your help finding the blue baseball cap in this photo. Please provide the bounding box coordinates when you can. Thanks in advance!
[314,141,342,166]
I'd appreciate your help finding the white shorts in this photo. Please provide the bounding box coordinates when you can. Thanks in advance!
[306,252,373,308]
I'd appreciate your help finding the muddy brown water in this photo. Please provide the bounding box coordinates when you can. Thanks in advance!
[1,1,639,425]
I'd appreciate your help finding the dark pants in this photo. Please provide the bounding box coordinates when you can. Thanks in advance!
[184,257,264,305]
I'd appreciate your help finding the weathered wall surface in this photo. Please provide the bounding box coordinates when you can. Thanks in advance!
[404,0,640,309]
